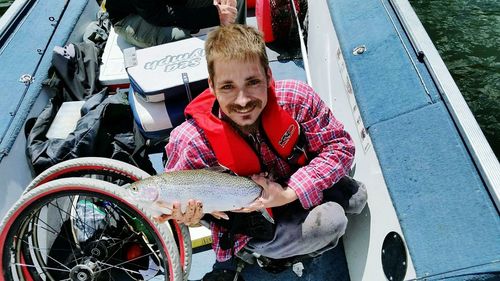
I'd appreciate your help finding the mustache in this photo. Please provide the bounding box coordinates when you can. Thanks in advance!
[227,99,263,113]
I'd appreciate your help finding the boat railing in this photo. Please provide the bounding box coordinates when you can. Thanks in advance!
[389,0,500,211]
[0,0,33,47]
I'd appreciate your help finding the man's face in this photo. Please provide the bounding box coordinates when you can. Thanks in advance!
[209,58,270,132]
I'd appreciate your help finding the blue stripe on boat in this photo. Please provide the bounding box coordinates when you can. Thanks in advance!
[0,0,89,160]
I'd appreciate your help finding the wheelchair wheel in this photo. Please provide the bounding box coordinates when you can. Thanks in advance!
[26,157,153,191]
[24,157,192,280]
[1,177,183,281]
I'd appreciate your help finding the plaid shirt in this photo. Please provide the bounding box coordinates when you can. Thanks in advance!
[165,80,355,261]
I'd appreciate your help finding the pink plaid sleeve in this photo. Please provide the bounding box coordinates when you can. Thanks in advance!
[278,81,355,209]
[164,119,219,171]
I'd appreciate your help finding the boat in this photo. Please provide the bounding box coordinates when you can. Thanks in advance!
[0,0,498,280]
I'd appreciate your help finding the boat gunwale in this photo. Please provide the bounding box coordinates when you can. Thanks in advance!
[390,0,500,211]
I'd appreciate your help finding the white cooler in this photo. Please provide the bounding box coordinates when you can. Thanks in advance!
[124,37,209,103]
[125,37,209,140]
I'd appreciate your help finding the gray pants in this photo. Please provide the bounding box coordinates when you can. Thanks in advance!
[245,179,367,259]
[113,0,247,48]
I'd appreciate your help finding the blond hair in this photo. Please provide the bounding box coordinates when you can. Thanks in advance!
[205,24,269,80]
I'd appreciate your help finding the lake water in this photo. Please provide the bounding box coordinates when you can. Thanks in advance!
[410,0,500,158]
[0,0,498,157]
[0,1,11,16]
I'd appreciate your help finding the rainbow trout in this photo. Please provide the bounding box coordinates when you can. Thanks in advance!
[127,169,274,223]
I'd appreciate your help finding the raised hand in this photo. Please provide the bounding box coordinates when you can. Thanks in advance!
[215,3,237,26]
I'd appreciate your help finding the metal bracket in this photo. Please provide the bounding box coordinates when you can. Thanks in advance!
[19,74,34,85]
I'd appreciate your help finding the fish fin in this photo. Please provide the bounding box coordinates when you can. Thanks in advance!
[152,214,171,224]
[155,202,173,213]
[259,209,275,224]
[204,165,235,175]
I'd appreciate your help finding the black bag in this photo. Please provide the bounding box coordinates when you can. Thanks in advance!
[26,38,156,176]
[51,42,100,101]
[26,90,156,176]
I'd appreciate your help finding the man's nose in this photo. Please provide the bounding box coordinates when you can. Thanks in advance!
[234,88,251,106]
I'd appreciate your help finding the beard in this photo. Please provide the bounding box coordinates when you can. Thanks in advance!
[224,116,261,134]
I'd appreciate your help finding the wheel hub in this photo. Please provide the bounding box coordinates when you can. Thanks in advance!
[70,259,98,281]
[84,240,109,260]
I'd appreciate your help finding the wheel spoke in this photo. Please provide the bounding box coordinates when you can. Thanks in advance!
[14,263,71,273]
[95,251,163,277]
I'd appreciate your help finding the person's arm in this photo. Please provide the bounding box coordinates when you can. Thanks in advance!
[214,0,237,26]
[165,119,217,171]
[285,82,355,209]
[130,0,220,30]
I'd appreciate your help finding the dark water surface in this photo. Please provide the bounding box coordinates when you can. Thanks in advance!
[410,0,500,158]
[0,0,12,16]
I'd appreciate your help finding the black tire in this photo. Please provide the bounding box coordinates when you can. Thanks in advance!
[24,157,192,280]
[0,177,183,281]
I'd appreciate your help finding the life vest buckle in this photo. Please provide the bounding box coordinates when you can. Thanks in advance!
[287,144,308,164]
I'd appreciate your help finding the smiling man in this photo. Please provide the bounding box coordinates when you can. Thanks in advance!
[164,24,367,280]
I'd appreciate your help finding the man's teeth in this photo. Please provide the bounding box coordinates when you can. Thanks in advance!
[236,106,254,113]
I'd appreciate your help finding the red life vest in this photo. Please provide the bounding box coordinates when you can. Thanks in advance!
[185,81,307,176]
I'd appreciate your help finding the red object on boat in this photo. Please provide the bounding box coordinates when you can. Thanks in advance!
[125,243,144,261]
[247,0,256,8]
[255,0,275,42]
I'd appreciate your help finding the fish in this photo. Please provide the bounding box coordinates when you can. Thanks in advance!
[127,169,274,223]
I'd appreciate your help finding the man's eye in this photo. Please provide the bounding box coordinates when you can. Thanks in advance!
[220,84,233,90]
[248,79,261,86]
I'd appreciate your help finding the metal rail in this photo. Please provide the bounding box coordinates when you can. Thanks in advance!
[289,0,312,87]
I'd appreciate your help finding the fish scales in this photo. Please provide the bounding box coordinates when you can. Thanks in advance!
[128,169,263,214]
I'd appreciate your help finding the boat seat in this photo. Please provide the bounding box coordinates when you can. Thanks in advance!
[0,0,89,159]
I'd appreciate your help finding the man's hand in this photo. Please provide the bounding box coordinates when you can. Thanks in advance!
[153,200,229,225]
[154,200,203,226]
[244,174,299,211]
[215,2,237,26]
[214,0,237,7]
